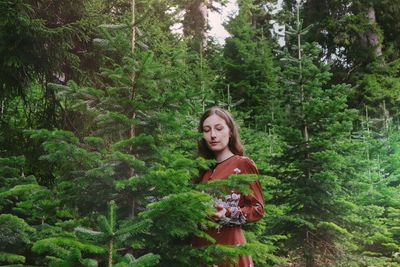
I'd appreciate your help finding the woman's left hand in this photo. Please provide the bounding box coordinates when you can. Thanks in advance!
[212,204,227,220]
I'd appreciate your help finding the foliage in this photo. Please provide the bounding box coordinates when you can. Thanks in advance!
[222,0,279,127]
[0,214,35,264]
[1,0,400,266]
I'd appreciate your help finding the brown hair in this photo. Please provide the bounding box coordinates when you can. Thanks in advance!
[197,106,244,159]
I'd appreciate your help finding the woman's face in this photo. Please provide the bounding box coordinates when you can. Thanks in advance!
[202,114,231,154]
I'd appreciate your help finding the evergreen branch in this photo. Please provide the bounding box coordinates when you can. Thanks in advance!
[196,174,258,195]
[97,215,113,236]
[74,227,105,240]
[115,219,152,242]
[32,237,106,256]
[0,252,25,264]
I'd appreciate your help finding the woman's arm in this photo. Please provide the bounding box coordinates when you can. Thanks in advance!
[239,180,264,223]
[216,157,264,225]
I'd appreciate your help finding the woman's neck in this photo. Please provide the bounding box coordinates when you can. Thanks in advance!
[214,149,234,163]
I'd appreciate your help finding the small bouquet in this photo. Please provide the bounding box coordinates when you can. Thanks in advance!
[213,192,246,226]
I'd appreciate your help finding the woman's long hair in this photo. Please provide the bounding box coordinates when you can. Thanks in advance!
[197,107,244,159]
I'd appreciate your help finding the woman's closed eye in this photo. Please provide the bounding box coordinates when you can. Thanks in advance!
[203,126,224,132]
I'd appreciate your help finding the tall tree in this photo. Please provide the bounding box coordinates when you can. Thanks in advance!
[281,0,400,123]
[272,2,359,265]
[181,0,227,50]
[294,0,383,79]
[222,0,279,127]
[344,115,400,265]
[183,0,209,49]
[25,1,222,264]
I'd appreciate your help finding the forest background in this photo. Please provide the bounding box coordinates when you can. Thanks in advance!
[1,0,400,266]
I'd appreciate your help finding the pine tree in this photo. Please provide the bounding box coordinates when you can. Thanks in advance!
[352,60,400,125]
[281,0,400,125]
[350,118,400,265]
[32,237,104,267]
[272,2,359,265]
[25,1,222,265]
[75,200,160,267]
[222,0,279,127]
[0,214,35,265]
[4,0,400,264]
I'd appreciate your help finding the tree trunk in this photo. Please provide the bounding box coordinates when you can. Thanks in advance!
[305,231,316,267]
[198,0,208,49]
[184,0,209,49]
[108,237,113,267]
[129,0,137,218]
[296,4,314,265]
[360,5,382,57]
[1,99,4,119]
[296,1,311,181]
[131,0,135,53]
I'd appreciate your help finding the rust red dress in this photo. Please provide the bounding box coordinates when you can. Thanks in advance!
[194,155,265,267]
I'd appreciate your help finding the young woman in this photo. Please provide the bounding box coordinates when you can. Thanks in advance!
[194,107,264,267]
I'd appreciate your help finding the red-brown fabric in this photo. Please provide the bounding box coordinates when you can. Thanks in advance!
[194,155,265,267]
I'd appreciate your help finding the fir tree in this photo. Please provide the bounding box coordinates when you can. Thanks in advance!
[272,2,359,265]
[222,0,279,127]
[0,214,35,265]
[350,118,400,265]
[26,2,220,265]
[75,200,160,267]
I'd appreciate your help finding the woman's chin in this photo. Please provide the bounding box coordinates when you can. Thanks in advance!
[209,146,228,153]
[208,147,220,152]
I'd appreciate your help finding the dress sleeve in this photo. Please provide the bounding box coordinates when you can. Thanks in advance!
[215,157,265,226]
[236,157,264,223]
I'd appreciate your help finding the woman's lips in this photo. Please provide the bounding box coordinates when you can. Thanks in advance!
[210,142,219,146]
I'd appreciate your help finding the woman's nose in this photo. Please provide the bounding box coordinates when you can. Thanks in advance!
[211,130,217,138]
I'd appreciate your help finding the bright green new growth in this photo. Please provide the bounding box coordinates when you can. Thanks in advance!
[1,0,400,266]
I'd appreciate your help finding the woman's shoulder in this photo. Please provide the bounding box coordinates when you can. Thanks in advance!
[234,155,258,173]
[236,155,256,165]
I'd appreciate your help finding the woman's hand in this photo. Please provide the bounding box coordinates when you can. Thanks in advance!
[212,204,227,220]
